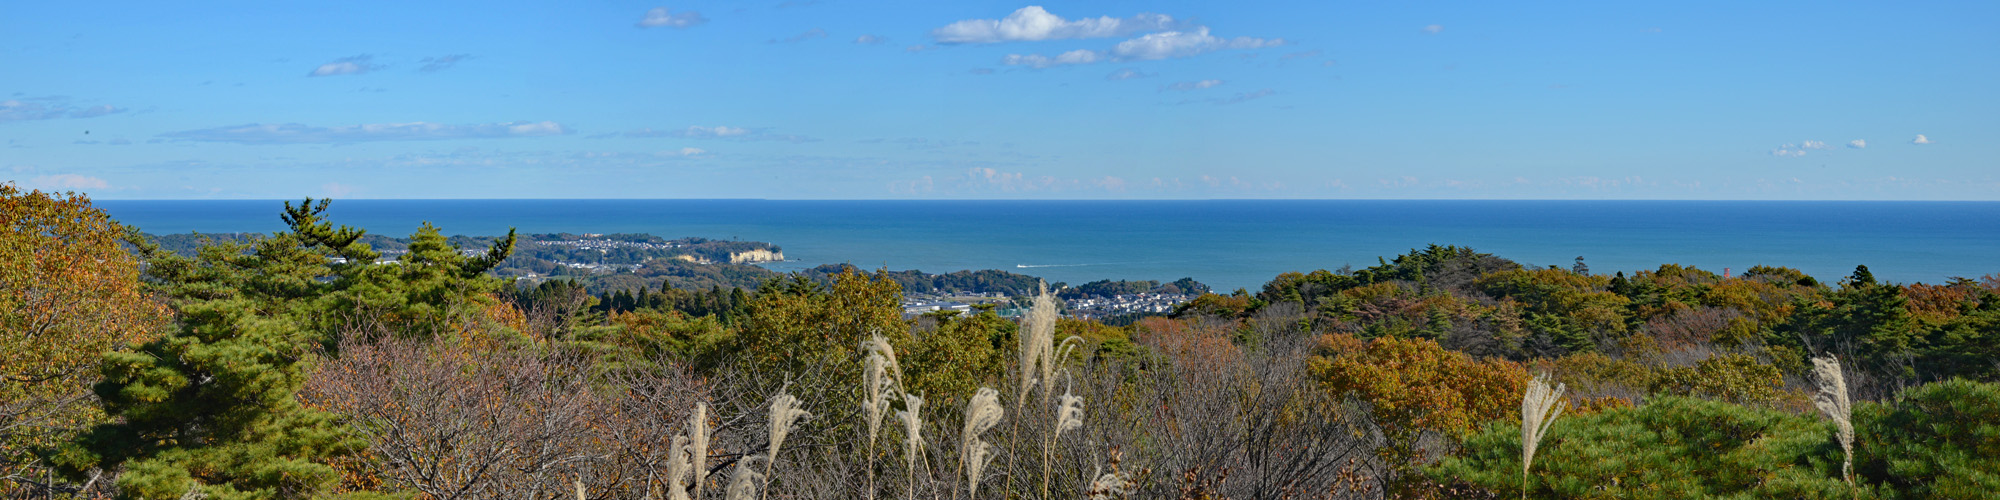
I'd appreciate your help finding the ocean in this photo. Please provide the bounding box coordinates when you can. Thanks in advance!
[92,200,2000,291]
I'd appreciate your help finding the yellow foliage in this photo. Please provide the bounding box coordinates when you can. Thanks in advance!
[0,184,169,474]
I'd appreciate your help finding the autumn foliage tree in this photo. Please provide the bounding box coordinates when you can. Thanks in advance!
[0,185,168,491]
[1309,332,1527,487]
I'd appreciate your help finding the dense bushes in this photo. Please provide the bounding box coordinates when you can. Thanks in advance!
[7,196,1999,500]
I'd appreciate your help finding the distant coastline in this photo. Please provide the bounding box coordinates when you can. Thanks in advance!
[98,199,2000,291]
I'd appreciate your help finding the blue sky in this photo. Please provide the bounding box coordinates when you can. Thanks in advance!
[3,1,1995,200]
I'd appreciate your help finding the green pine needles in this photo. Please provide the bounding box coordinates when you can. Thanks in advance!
[50,300,383,500]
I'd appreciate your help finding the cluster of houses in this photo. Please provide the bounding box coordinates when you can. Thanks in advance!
[532,237,680,252]
[900,291,1198,319]
[1062,292,1198,318]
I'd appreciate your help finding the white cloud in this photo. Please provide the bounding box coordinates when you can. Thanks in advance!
[931,6,1180,44]
[1771,144,1807,157]
[1105,68,1153,80]
[1912,134,1932,144]
[1848,139,1867,149]
[1800,140,1830,150]
[638,7,706,28]
[678,125,747,138]
[0,97,126,122]
[1422,24,1444,34]
[308,55,383,77]
[1110,27,1286,61]
[854,34,885,44]
[1162,79,1223,91]
[1001,49,1101,68]
[161,121,571,144]
[666,147,707,156]
[1005,27,1284,68]
[26,174,109,190]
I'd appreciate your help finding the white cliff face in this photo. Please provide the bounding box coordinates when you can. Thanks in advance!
[729,248,784,264]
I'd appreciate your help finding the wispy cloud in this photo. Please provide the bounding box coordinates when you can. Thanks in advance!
[1847,139,1867,149]
[1771,143,1808,157]
[1911,134,1933,145]
[1003,27,1285,68]
[638,7,706,28]
[1106,68,1154,80]
[1002,49,1100,68]
[418,54,473,72]
[1422,24,1444,35]
[1800,140,1831,150]
[1111,27,1286,60]
[854,34,885,44]
[931,6,1181,44]
[622,125,815,143]
[1162,79,1223,91]
[26,174,108,191]
[308,55,383,77]
[772,28,828,43]
[0,96,125,122]
[161,121,571,144]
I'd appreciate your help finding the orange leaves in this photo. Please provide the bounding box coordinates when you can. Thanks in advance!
[1309,333,1527,440]
[1,184,168,470]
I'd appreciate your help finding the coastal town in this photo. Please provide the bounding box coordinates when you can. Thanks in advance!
[901,290,1198,319]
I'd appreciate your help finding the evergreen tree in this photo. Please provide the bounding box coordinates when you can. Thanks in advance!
[50,300,391,500]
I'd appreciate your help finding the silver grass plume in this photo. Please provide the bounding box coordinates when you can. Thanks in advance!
[1812,355,1855,485]
[1520,373,1566,500]
[1085,468,1136,500]
[690,402,711,497]
[726,456,764,500]
[1055,383,1085,438]
[863,333,901,453]
[1044,336,1083,405]
[574,477,587,500]
[960,387,1005,500]
[1018,281,1058,409]
[1044,382,1087,499]
[762,391,811,500]
[666,434,693,500]
[898,392,927,498]
[863,333,907,500]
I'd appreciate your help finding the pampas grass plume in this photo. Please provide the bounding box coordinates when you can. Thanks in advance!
[762,391,810,500]
[690,402,711,497]
[726,456,764,500]
[1521,373,1566,500]
[1812,355,1855,485]
[1018,282,1058,408]
[959,387,1005,500]
[899,392,926,497]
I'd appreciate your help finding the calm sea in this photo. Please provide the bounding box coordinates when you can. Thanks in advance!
[92,200,2000,291]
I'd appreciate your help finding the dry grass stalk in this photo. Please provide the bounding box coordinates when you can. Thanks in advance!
[726,456,764,500]
[1811,355,1855,485]
[762,391,811,500]
[862,333,902,500]
[958,387,1005,500]
[690,402,710,498]
[1521,372,1567,500]
[1018,281,1059,409]
[573,477,586,500]
[1045,382,1086,499]
[898,392,926,499]
[666,434,693,500]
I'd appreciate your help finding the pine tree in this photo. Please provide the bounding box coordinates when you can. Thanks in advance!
[50,299,390,500]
